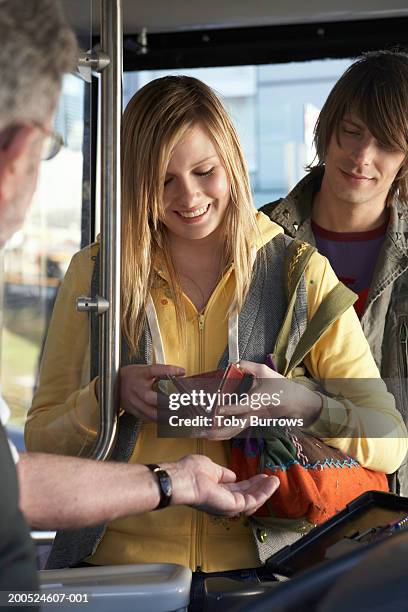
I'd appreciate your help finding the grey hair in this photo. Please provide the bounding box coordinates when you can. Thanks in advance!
[0,0,78,131]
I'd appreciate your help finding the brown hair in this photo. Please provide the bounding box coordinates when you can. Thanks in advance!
[312,50,408,203]
[121,76,258,356]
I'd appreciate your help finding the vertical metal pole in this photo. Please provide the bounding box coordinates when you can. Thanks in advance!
[92,0,122,459]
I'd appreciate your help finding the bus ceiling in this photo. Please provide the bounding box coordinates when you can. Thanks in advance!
[62,0,408,35]
[62,0,408,70]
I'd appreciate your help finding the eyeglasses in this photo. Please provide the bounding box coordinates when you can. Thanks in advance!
[40,128,64,161]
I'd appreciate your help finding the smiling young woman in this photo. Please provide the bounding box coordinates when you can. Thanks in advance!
[120,77,258,355]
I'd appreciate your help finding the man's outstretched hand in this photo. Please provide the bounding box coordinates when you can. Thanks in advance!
[163,455,279,517]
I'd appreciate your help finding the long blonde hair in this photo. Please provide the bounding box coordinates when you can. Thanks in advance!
[121,75,258,357]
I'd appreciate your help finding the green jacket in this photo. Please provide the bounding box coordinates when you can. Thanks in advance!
[261,167,408,495]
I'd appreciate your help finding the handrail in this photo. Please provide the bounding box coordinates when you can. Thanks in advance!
[90,0,123,460]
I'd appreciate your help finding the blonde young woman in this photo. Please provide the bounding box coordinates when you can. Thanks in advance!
[25,77,407,578]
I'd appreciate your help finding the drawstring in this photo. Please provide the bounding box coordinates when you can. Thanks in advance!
[145,295,166,364]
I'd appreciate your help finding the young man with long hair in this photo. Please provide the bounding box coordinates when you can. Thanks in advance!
[262,51,408,495]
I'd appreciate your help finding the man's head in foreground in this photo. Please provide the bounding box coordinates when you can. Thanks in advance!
[313,51,408,210]
[0,0,77,246]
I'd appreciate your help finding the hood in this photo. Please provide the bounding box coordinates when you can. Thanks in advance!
[265,168,323,236]
[253,210,284,251]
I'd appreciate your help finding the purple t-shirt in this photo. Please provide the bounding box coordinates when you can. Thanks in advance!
[311,219,388,318]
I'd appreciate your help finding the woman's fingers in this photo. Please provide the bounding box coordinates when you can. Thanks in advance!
[239,360,284,379]
[124,389,158,420]
[120,363,184,421]
[148,364,185,379]
[143,389,158,406]
[238,360,267,376]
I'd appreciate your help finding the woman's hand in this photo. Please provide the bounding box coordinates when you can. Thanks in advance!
[120,364,185,421]
[217,360,323,428]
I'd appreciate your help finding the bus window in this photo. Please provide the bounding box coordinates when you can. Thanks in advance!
[1,74,87,452]
[124,58,352,207]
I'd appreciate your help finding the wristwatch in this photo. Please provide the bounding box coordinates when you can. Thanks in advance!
[146,463,173,509]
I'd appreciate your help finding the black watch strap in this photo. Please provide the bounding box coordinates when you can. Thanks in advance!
[146,463,173,510]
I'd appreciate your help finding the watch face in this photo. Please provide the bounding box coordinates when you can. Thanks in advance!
[159,471,173,498]
[157,469,173,507]
[146,465,173,509]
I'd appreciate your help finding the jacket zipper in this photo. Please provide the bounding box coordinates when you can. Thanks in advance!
[198,313,205,373]
[400,319,408,379]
